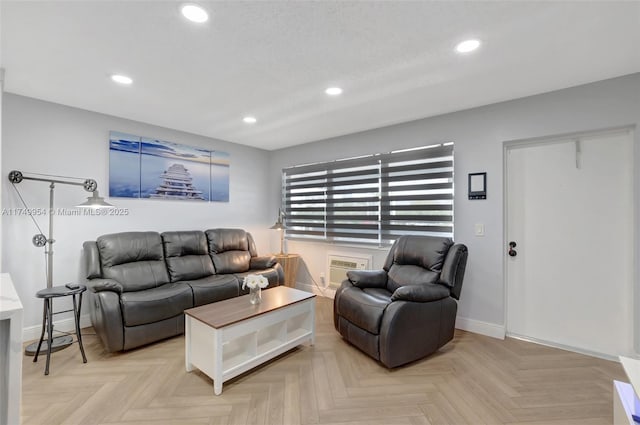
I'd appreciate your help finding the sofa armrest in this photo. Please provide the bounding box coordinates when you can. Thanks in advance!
[347,270,388,288]
[88,290,124,352]
[86,278,124,294]
[250,255,277,269]
[391,283,450,302]
[83,241,102,279]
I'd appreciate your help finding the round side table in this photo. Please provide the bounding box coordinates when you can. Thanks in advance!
[34,285,88,375]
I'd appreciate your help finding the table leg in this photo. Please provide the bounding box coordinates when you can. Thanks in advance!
[214,331,223,395]
[185,316,193,372]
[33,300,47,362]
[73,293,87,363]
[44,298,53,375]
[310,302,316,346]
[214,380,223,395]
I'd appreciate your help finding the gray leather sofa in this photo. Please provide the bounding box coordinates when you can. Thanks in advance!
[83,228,284,352]
[333,235,468,368]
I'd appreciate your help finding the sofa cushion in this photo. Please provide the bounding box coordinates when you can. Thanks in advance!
[98,232,169,291]
[390,283,450,302]
[392,236,452,271]
[386,264,440,293]
[211,251,251,273]
[206,229,253,273]
[166,255,216,282]
[98,231,164,266]
[335,286,392,335]
[162,231,215,282]
[250,256,277,269]
[163,230,209,257]
[102,262,170,292]
[120,283,193,326]
[206,228,250,253]
[181,274,239,306]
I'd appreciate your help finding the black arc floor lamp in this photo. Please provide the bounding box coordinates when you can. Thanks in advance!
[8,170,114,354]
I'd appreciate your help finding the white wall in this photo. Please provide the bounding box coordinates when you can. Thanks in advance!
[1,94,274,335]
[268,73,640,343]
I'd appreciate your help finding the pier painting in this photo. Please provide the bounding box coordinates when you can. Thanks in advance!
[109,131,230,202]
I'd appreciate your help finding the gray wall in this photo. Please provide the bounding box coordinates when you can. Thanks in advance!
[268,73,640,344]
[1,93,273,334]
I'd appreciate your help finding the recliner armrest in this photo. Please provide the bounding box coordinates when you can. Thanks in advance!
[347,270,388,288]
[86,278,124,294]
[391,283,450,302]
[250,256,277,269]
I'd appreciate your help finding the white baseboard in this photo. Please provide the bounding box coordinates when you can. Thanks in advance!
[507,332,619,361]
[455,316,505,340]
[22,314,91,343]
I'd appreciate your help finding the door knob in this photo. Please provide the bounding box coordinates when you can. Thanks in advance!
[508,241,517,257]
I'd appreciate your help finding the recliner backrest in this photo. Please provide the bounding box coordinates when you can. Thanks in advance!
[439,244,468,300]
[205,228,256,273]
[384,236,453,293]
[96,231,170,291]
[162,230,215,282]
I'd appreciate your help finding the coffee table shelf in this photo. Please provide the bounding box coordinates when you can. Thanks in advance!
[185,286,315,395]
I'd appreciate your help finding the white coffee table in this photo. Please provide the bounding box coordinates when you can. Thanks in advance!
[184,286,316,395]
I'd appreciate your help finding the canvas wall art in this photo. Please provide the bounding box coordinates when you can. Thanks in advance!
[109,131,230,202]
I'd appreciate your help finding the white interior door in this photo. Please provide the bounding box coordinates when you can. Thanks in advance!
[506,129,633,358]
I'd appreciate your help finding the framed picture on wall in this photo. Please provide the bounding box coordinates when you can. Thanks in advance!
[109,131,230,202]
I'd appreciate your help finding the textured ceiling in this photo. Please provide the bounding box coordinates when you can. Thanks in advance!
[1,1,639,150]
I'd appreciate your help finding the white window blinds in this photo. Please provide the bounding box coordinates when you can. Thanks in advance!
[283,144,454,246]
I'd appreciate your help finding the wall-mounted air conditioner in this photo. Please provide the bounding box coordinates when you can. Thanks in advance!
[327,252,372,288]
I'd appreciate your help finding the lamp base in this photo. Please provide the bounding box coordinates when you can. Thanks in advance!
[24,335,73,356]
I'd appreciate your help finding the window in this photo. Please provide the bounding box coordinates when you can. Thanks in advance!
[282,144,454,246]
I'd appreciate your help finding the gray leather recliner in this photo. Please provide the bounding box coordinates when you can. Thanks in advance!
[83,228,284,352]
[333,235,468,368]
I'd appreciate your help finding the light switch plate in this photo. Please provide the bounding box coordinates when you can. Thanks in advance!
[475,223,485,236]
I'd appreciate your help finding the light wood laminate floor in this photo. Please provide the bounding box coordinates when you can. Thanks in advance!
[21,297,625,425]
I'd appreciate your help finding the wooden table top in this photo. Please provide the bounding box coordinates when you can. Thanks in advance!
[184,286,315,329]
[274,253,300,258]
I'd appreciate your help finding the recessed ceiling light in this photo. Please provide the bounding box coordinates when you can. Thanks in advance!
[325,87,343,96]
[455,39,481,53]
[243,116,257,124]
[111,74,133,85]
[181,4,209,23]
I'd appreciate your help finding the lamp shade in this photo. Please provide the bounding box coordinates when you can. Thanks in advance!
[270,210,286,254]
[76,191,115,209]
